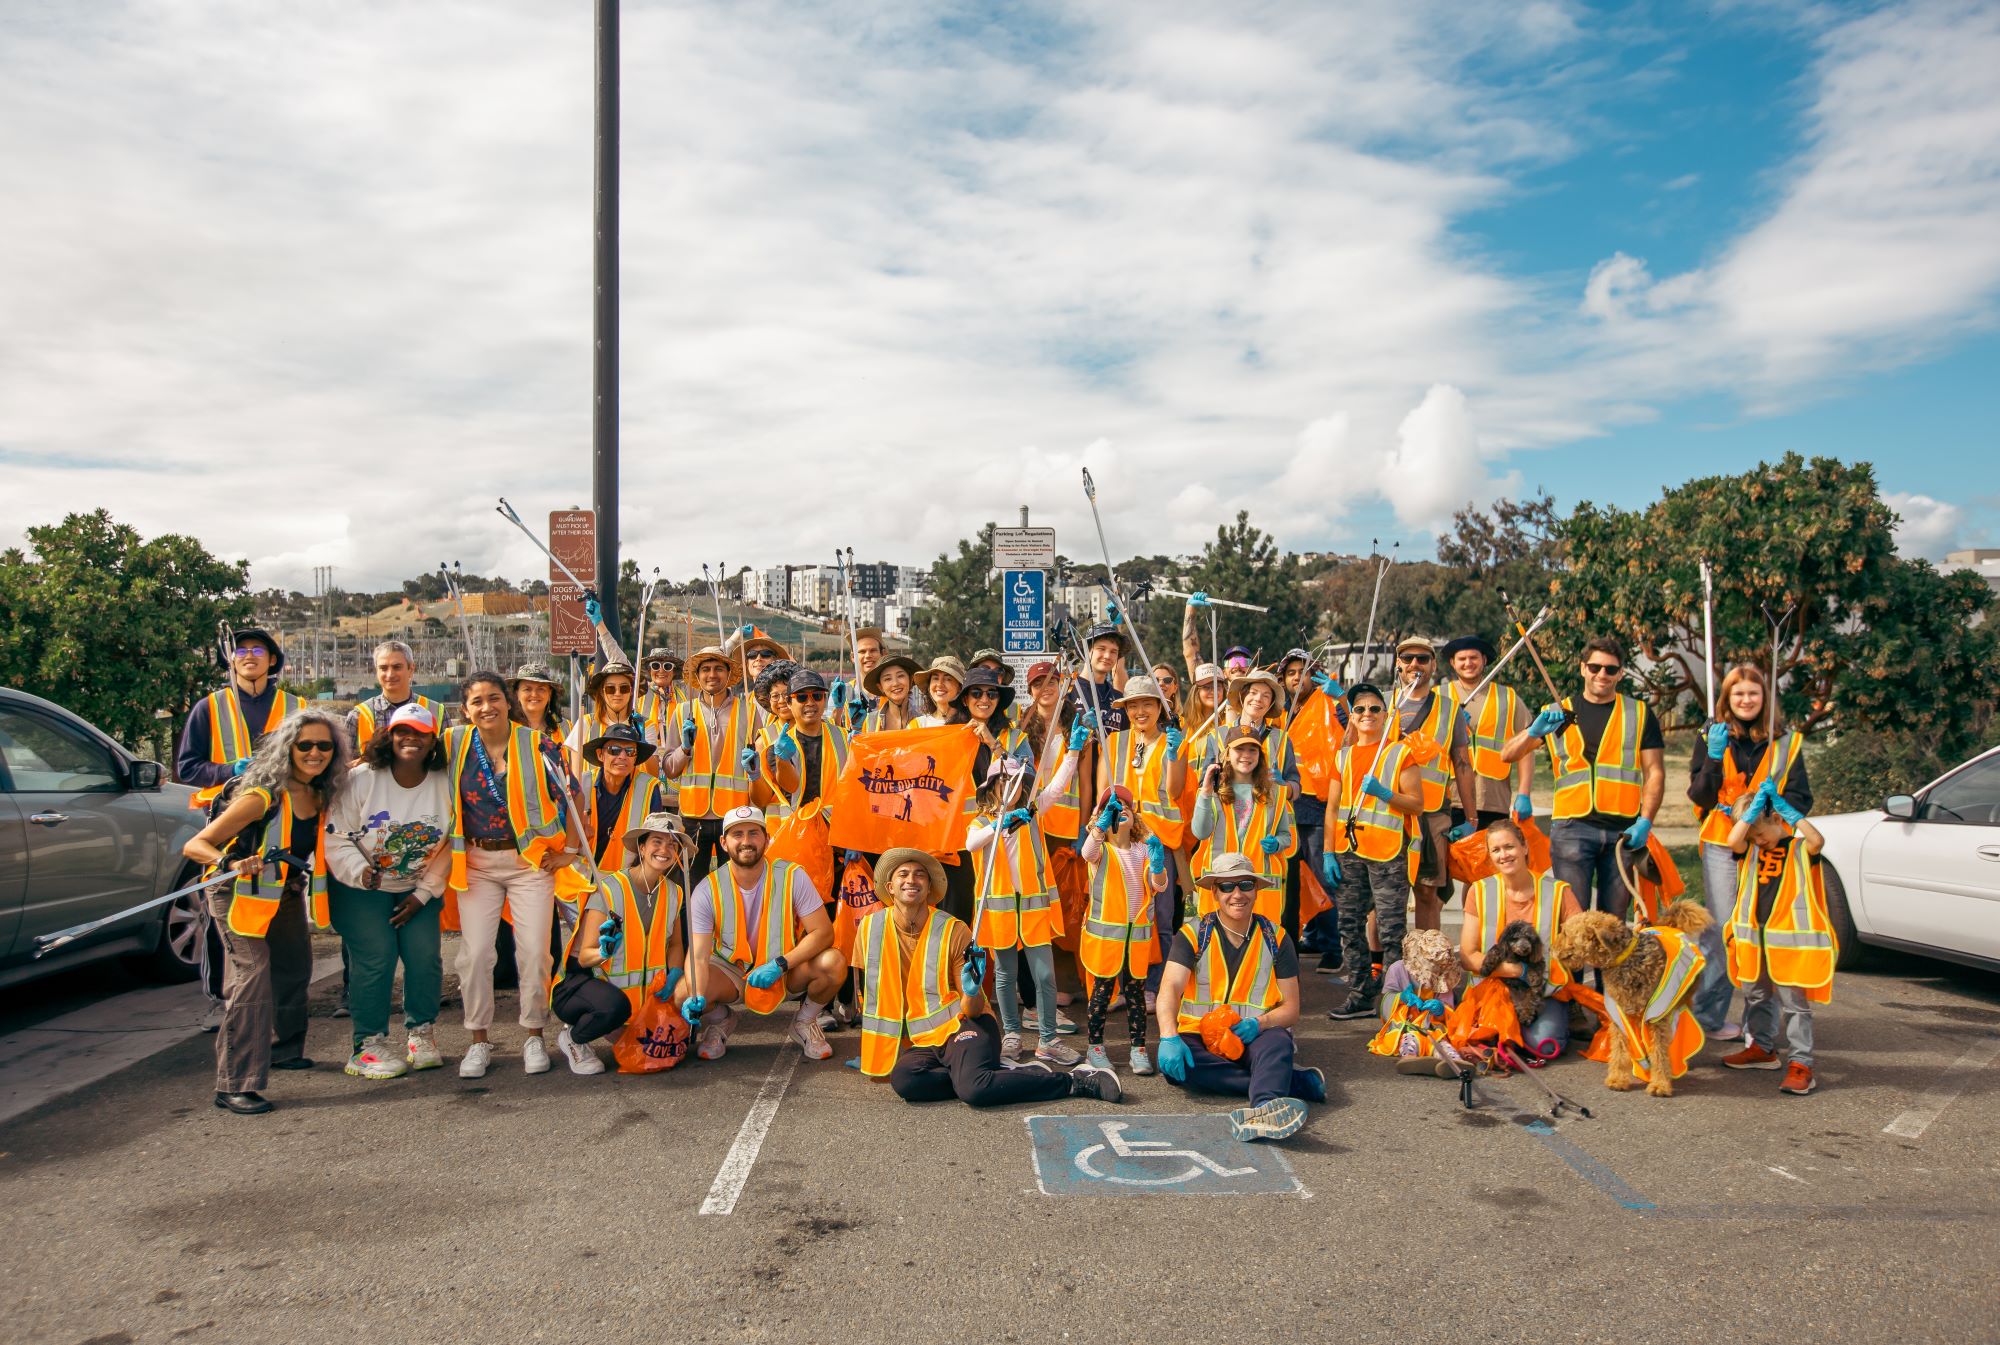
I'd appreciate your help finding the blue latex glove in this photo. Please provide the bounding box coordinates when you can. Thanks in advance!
[772,729,798,764]
[1362,776,1394,802]
[1145,834,1167,874]
[739,624,755,637]
[1312,671,1343,696]
[1157,1035,1193,1082]
[1230,1015,1262,1046]
[1621,816,1652,850]
[1512,793,1533,822]
[1164,726,1184,754]
[656,967,683,1002]
[680,719,697,751]
[1260,835,1284,855]
[1446,822,1473,842]
[746,958,784,990]
[596,915,623,961]
[1705,722,1730,761]
[230,757,251,776]
[1000,808,1032,833]
[1320,851,1342,889]
[1737,782,1771,826]
[1187,591,1211,607]
[1095,798,1122,831]
[828,678,846,707]
[1714,802,1733,819]
[681,993,706,1027]
[1068,719,1090,752]
[959,945,987,999]
[740,746,761,780]
[842,849,863,867]
[1771,792,1805,827]
[584,594,603,627]
[1528,706,1569,739]
[1106,600,1120,624]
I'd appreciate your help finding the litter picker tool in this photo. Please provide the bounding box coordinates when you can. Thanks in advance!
[1359,540,1397,681]
[1466,607,1551,702]
[439,561,478,666]
[496,498,591,592]
[1149,587,1271,613]
[1699,557,1717,715]
[1079,468,1158,675]
[214,619,234,672]
[33,850,300,959]
[1760,600,1796,741]
[634,566,662,666]
[1498,590,1567,708]
[1495,1043,1593,1120]
[700,563,727,645]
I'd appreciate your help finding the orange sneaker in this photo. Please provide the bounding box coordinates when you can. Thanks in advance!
[1780,1062,1817,1095]
[1722,1043,1782,1070]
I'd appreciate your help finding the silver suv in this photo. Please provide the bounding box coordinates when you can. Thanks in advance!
[0,687,205,988]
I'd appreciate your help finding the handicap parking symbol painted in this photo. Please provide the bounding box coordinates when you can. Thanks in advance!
[1027,1114,1308,1197]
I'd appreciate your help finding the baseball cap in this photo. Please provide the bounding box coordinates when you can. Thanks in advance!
[387,702,438,735]
[721,804,767,833]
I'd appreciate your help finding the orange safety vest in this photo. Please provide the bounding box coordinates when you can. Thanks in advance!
[230,785,328,937]
[855,906,967,1077]
[443,725,571,894]
[1397,687,1455,813]
[1700,732,1802,845]
[1464,873,1572,990]
[1547,695,1647,820]
[580,768,664,872]
[1601,925,1706,1082]
[1461,683,1522,783]
[1175,914,1283,1033]
[1035,731,1082,839]
[1327,738,1416,862]
[561,870,682,1010]
[1079,843,1157,979]
[970,807,1057,951]
[350,694,449,753]
[188,687,303,809]
[1193,792,1295,923]
[572,709,662,778]
[639,684,690,733]
[1107,729,1185,847]
[762,721,850,823]
[1727,838,1836,999]
[705,858,804,1014]
[674,694,757,817]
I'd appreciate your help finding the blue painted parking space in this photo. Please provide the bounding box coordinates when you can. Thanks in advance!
[1026,1114,1308,1197]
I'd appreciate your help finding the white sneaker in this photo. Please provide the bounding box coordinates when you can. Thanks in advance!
[344,1034,408,1080]
[791,1013,834,1061]
[1036,1039,1083,1067]
[1000,1031,1023,1061]
[405,1025,442,1071]
[557,1027,605,1075]
[458,1041,492,1079]
[698,1007,733,1062]
[522,1035,551,1075]
[198,1000,224,1034]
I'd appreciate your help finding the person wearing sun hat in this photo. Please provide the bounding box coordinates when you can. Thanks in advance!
[1154,852,1325,1141]
[1096,674,1188,1005]
[1387,635,1477,934]
[507,662,569,757]
[578,722,667,872]
[857,652,927,733]
[638,647,689,737]
[913,655,969,728]
[664,645,761,887]
[564,657,646,779]
[1190,728,1297,921]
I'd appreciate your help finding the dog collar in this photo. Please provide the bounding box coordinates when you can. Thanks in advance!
[1606,938,1638,967]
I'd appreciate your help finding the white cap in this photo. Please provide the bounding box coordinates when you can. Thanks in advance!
[720,804,767,833]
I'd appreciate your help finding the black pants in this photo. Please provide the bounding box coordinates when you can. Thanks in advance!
[941,851,975,926]
[551,969,631,1045]
[1449,808,1512,832]
[687,817,727,890]
[889,1014,1076,1108]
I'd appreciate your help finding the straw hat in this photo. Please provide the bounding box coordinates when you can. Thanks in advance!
[861,654,921,698]
[686,646,734,678]
[874,847,946,901]
[738,630,791,661]
[1193,852,1282,890]
[1111,674,1166,708]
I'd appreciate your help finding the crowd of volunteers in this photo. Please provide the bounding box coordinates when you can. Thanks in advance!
[174,592,1838,1129]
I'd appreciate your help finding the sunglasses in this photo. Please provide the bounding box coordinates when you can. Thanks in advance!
[646,661,675,672]
[1399,653,1433,664]
[792,690,827,704]
[1585,662,1623,676]
[295,740,335,753]
[1351,704,1384,714]
[1212,878,1259,894]
[965,688,1001,700]
[601,744,638,758]
[747,651,774,661]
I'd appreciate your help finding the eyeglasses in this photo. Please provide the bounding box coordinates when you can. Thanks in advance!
[601,682,632,694]
[295,740,335,754]
[232,646,270,659]
[601,744,637,758]
[792,690,827,704]
[1213,879,1259,894]
[1584,662,1622,676]
[1399,653,1433,665]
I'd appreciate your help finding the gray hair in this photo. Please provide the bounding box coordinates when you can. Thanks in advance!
[240,708,351,814]
[372,639,416,667]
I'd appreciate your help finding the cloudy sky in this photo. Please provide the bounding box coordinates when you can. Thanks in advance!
[3,0,1996,592]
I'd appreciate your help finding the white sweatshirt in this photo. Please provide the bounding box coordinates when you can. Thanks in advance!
[326,763,454,899]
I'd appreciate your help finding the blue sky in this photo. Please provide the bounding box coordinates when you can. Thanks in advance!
[1,0,1995,590]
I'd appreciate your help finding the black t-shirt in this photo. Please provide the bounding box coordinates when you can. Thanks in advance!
[1566,696,1662,828]
[797,732,826,807]
[1750,838,1818,925]
[1167,919,1300,982]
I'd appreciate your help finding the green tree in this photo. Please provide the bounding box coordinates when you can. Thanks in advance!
[909,525,1000,663]
[1554,453,2000,751]
[0,510,250,753]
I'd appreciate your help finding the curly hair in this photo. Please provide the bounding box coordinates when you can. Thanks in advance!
[360,720,448,772]
[239,708,350,812]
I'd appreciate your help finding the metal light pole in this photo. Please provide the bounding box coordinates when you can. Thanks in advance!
[592,0,622,648]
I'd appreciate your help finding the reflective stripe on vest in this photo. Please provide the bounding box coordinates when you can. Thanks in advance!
[1465,684,1520,782]
[1700,732,1803,846]
[764,722,849,822]
[1601,926,1705,1078]
[971,806,1057,950]
[1036,730,1081,838]
[1111,730,1183,845]
[1175,914,1282,1032]
[1549,695,1646,820]
[352,694,446,751]
[231,786,328,937]
[562,870,682,995]
[677,695,756,817]
[583,769,661,871]
[1330,739,1413,862]
[444,726,568,893]
[1079,845,1157,979]
[1465,873,1571,989]
[1403,689,1453,813]
[191,688,302,807]
[709,858,802,1014]
[857,907,967,1077]
[1727,838,1836,991]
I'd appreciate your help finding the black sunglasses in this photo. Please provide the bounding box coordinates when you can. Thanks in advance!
[1212,878,1259,894]
[1399,653,1433,664]
[965,687,1001,700]
[1585,662,1622,676]
[601,744,638,757]
[295,739,335,753]
[791,690,827,703]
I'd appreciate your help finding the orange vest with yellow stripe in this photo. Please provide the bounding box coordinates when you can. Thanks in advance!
[230,785,328,937]
[1464,873,1572,990]
[1462,684,1523,783]
[1193,792,1294,923]
[1398,688,1455,813]
[1035,730,1082,838]
[1175,914,1283,1033]
[856,907,967,1077]
[1079,844,1157,979]
[350,694,448,753]
[674,694,757,817]
[1602,925,1706,1082]
[1548,695,1647,820]
[1727,837,1835,999]
[580,768,665,872]
[1328,738,1416,862]
[703,858,805,1014]
[443,725,571,894]
[562,870,683,1011]
[1700,732,1802,845]
[1107,729,1184,847]
[970,806,1057,950]
[188,687,304,808]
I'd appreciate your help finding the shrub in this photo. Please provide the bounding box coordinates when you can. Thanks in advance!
[1810,732,1961,815]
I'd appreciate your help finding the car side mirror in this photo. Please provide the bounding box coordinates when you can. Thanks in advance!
[128,760,163,791]
[1884,794,1916,820]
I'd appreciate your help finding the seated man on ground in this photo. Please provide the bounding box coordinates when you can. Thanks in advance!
[1154,852,1326,1142]
[676,805,847,1061]
[860,848,1122,1107]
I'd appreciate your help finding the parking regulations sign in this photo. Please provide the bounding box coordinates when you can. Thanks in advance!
[1002,569,1046,654]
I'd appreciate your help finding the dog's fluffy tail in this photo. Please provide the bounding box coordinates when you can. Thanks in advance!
[1654,898,1714,937]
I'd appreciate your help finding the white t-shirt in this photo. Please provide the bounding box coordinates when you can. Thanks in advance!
[688,862,823,939]
[325,764,454,898]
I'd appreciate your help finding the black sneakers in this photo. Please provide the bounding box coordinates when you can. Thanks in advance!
[1326,978,1380,1020]
[1068,1064,1124,1103]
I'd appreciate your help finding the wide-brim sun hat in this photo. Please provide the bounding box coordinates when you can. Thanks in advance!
[874,847,947,901]
[510,661,564,691]
[959,665,1016,714]
[621,810,691,856]
[1194,852,1283,890]
[1440,635,1497,663]
[922,655,968,696]
[584,721,658,766]
[686,646,735,679]
[1228,668,1283,711]
[861,654,921,698]
[968,649,1015,684]
[585,660,638,697]
[1111,674,1166,708]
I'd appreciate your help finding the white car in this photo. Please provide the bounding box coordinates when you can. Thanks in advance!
[1812,744,2000,970]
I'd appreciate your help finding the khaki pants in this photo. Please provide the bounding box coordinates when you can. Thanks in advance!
[208,881,312,1093]
[455,848,557,1031]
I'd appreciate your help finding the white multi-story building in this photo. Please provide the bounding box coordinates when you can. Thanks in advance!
[1057,584,1110,626]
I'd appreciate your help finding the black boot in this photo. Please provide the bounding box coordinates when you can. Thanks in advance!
[214,1090,273,1115]
[1327,973,1381,1020]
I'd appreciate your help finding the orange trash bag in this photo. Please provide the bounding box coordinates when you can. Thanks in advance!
[1198,1007,1245,1061]
[830,853,883,965]
[1447,817,1552,884]
[612,973,691,1073]
[767,807,835,909]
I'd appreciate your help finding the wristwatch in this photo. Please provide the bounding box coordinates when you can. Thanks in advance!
[774,954,790,974]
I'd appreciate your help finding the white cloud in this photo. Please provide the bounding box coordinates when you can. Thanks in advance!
[1377,385,1521,533]
[1884,491,1965,557]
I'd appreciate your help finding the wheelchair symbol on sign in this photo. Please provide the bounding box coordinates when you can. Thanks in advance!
[1072,1121,1257,1186]
[1012,572,1037,600]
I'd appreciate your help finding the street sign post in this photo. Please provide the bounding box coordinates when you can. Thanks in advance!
[992,526,1057,574]
[550,510,598,656]
[1002,569,1046,655]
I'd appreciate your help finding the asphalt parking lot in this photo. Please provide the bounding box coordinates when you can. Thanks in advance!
[2,931,1997,1345]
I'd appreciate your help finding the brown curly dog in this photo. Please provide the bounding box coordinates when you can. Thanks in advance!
[1551,900,1713,1098]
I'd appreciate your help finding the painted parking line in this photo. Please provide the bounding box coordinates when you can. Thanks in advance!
[699,1044,802,1215]
[1883,1032,2000,1140]
[1026,1113,1308,1197]
[0,954,341,1128]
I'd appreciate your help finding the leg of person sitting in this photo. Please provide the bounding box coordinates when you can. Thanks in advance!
[943,1016,1074,1107]
[1376,959,1413,1022]
[1240,1024,1310,1105]
[1523,995,1570,1058]
[1174,1033,1254,1098]
[888,1044,959,1103]
[551,970,632,1046]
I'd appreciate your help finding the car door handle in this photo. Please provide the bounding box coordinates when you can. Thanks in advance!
[28,812,69,826]
[1979,845,2000,861]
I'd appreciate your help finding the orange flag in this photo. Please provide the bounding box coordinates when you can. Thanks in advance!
[828,725,980,856]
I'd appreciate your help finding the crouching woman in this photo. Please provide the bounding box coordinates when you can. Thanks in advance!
[555,812,692,1075]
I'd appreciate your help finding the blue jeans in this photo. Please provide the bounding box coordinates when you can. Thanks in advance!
[1524,995,1570,1057]
[1691,842,1740,1033]
[1170,1027,1315,1106]
[1549,819,1636,920]
[994,943,1059,1045]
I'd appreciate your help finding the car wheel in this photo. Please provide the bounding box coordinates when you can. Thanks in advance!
[133,873,205,983]
[1822,861,1866,971]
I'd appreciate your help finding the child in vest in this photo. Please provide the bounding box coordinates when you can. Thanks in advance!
[1077,787,1167,1076]
[1721,779,1832,1095]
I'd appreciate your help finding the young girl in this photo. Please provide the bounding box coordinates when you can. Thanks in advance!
[1078,787,1166,1075]
[1190,728,1296,918]
[1721,779,1832,1096]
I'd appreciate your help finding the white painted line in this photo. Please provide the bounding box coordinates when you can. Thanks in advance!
[699,1045,802,1215]
[1883,1033,2000,1140]
[0,954,341,1128]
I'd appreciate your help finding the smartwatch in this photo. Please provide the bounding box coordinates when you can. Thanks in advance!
[774,954,790,975]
